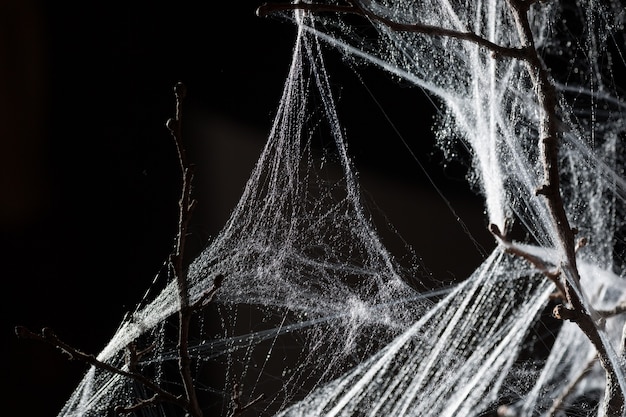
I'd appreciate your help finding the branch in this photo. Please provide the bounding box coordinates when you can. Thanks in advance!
[504,1,625,413]
[489,223,567,297]
[258,0,625,413]
[166,81,203,417]
[597,303,626,318]
[257,0,528,59]
[14,326,186,410]
[15,83,222,416]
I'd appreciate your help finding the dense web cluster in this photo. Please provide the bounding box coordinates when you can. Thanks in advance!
[57,1,626,416]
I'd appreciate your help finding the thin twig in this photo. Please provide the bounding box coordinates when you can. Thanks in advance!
[257,0,626,413]
[597,303,626,318]
[489,223,567,298]
[257,0,528,59]
[504,0,625,413]
[125,342,156,372]
[166,81,203,417]
[16,83,219,416]
[14,326,185,410]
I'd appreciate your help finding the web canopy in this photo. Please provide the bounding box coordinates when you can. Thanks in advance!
[58,1,626,416]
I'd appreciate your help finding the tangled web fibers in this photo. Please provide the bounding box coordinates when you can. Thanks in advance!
[59,1,626,416]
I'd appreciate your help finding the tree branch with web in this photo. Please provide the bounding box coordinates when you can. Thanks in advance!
[14,2,625,416]
[259,0,626,415]
[14,82,224,417]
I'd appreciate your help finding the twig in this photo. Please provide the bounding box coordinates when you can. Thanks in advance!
[597,303,626,318]
[504,0,625,414]
[166,81,203,417]
[257,0,626,414]
[125,342,156,372]
[257,0,528,59]
[489,223,566,298]
[15,83,221,416]
[14,326,186,410]
[506,0,625,405]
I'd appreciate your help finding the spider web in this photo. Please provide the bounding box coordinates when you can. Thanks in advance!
[57,1,626,416]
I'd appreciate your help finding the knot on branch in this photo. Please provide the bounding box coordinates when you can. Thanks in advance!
[575,236,588,252]
[535,184,553,196]
[553,304,578,322]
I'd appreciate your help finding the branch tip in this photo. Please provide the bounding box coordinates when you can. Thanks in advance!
[174,82,186,99]
[256,4,270,17]
[42,327,55,339]
[15,325,29,338]
[489,223,503,238]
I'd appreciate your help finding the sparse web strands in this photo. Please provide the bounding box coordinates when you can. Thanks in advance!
[16,1,626,416]
[14,326,186,411]
[15,83,225,416]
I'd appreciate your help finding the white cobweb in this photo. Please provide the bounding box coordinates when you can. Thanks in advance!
[57,1,626,416]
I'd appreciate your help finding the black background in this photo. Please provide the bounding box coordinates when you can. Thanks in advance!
[2,2,492,416]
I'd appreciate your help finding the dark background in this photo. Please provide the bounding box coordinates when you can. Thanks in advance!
[1,2,491,415]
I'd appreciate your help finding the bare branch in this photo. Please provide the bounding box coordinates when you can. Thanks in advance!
[166,81,204,417]
[489,223,566,297]
[14,326,185,409]
[15,82,219,417]
[502,1,625,413]
[257,1,528,59]
[597,303,626,318]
